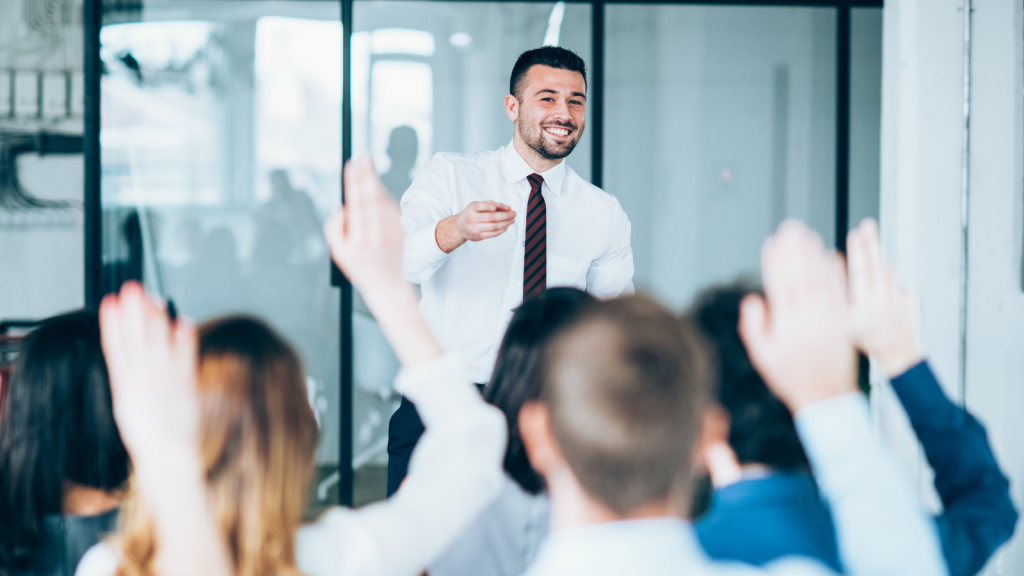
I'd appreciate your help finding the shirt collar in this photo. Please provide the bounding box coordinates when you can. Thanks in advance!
[526,518,708,576]
[502,140,567,196]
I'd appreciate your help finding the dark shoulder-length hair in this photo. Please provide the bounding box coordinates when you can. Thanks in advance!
[690,283,809,471]
[0,310,129,571]
[485,288,597,494]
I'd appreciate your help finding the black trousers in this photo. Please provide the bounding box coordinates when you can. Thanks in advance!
[386,383,487,497]
[386,396,424,496]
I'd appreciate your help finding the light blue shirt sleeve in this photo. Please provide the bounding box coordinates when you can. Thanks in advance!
[794,393,948,576]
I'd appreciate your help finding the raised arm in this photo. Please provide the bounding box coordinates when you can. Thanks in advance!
[300,156,507,576]
[740,220,947,576]
[847,218,1018,576]
[98,284,231,576]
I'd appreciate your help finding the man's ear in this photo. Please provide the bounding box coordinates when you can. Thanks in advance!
[519,400,560,476]
[505,94,520,122]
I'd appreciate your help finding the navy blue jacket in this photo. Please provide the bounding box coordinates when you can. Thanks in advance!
[696,360,1018,576]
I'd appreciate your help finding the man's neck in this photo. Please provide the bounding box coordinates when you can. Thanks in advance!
[513,133,564,174]
[546,470,683,531]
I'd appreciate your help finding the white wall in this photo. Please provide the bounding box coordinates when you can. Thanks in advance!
[0,155,85,321]
[0,0,86,321]
[879,0,1023,573]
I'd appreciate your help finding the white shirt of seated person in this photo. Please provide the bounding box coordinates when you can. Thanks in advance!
[400,64,634,384]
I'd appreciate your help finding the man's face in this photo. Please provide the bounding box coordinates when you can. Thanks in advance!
[512,65,587,160]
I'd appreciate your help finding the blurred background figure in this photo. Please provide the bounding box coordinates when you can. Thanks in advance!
[378,126,419,201]
[260,170,324,246]
[179,227,244,320]
[0,311,129,576]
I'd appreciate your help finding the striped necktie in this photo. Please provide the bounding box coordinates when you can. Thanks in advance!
[524,173,546,299]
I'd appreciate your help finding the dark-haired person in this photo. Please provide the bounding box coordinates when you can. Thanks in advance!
[390,45,633,493]
[515,221,946,576]
[0,311,129,576]
[691,284,842,570]
[430,287,596,576]
[691,219,1017,576]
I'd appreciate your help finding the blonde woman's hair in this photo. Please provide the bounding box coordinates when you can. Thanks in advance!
[113,317,319,576]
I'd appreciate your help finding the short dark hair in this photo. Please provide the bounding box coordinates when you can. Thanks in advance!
[540,295,715,515]
[690,283,809,471]
[486,288,597,494]
[509,46,587,101]
[0,311,129,568]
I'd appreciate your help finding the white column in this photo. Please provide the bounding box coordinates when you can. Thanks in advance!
[878,0,1024,573]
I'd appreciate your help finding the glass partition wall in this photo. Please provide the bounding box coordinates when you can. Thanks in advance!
[85,0,883,508]
[96,1,344,515]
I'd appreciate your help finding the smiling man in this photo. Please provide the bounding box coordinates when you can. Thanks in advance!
[388,46,634,495]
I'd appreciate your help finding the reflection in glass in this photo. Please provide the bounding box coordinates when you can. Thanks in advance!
[606,5,838,310]
[351,0,592,505]
[99,2,342,513]
[849,8,883,229]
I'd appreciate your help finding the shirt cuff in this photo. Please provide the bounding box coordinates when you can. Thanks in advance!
[392,354,477,428]
[888,358,929,383]
[794,392,872,472]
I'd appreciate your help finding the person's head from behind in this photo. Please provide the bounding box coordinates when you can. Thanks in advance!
[506,46,587,161]
[386,125,419,173]
[486,287,597,495]
[518,296,716,522]
[115,317,318,576]
[0,311,129,567]
[691,283,809,483]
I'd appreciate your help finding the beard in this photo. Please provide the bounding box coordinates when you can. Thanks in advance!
[517,118,582,160]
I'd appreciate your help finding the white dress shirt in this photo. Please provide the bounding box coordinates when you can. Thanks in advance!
[522,394,949,576]
[75,354,508,576]
[401,143,634,383]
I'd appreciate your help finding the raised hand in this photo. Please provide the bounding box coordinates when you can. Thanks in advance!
[99,282,199,464]
[739,221,858,413]
[325,156,443,367]
[325,156,406,298]
[847,218,922,377]
[99,282,230,576]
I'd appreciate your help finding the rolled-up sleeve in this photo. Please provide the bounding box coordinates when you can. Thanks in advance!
[585,202,634,298]
[401,154,456,285]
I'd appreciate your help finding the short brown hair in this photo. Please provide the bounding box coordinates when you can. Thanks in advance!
[509,46,587,101]
[541,295,715,515]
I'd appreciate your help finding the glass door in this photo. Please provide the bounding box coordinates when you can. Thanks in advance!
[98,0,343,515]
[605,5,839,309]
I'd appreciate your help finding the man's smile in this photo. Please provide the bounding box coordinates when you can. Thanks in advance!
[543,126,572,138]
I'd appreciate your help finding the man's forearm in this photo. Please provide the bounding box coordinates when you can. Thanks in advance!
[435,215,465,254]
